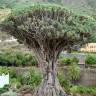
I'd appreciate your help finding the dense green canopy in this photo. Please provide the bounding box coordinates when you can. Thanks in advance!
[2,5,96,50]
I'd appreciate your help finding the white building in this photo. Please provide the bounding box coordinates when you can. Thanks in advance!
[81,43,96,52]
[0,74,9,88]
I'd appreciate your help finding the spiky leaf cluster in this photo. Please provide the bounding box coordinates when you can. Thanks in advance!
[1,6,96,54]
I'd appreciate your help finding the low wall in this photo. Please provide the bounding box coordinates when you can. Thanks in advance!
[10,67,96,87]
[78,68,96,87]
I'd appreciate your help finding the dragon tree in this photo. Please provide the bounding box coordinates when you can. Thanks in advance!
[1,5,96,96]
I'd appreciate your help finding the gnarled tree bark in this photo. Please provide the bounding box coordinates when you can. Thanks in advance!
[31,44,68,96]
[34,52,67,96]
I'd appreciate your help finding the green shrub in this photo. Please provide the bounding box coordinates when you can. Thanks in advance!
[58,57,79,66]
[70,86,96,94]
[0,50,38,67]
[10,78,22,89]
[0,67,17,78]
[9,68,17,78]
[0,66,9,75]
[0,85,9,94]
[68,64,81,82]
[57,72,71,93]
[85,54,96,65]
[59,58,71,66]
[31,56,38,66]
[71,57,79,64]
[0,67,42,91]
[22,67,42,87]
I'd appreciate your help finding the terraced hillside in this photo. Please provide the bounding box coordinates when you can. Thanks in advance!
[0,0,96,15]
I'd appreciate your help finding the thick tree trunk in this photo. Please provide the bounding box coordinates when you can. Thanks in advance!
[33,60,68,96]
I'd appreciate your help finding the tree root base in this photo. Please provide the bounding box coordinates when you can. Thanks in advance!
[33,79,68,96]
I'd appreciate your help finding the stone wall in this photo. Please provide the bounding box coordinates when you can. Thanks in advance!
[78,68,96,87]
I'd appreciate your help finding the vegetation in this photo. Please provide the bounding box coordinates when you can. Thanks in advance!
[0,67,42,94]
[0,50,38,67]
[58,55,81,83]
[58,70,96,95]
[58,61,81,88]
[0,66,79,94]
[0,0,96,95]
[70,86,96,95]
[0,66,9,75]
[57,72,71,93]
[0,85,9,94]
[22,67,42,87]
[68,64,81,82]
[0,66,96,95]
[0,0,96,16]
[58,56,79,66]
[1,4,95,96]
[85,54,96,66]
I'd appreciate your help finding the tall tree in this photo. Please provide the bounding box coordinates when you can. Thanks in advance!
[1,5,96,96]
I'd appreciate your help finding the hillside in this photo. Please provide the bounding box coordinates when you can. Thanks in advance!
[87,0,96,9]
[0,0,96,15]
[0,9,11,22]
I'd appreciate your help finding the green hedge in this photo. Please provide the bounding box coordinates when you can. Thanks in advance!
[85,54,96,65]
[70,86,96,94]
[58,56,79,66]
[0,50,38,67]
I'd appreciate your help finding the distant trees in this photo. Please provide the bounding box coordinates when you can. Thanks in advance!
[2,5,96,96]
